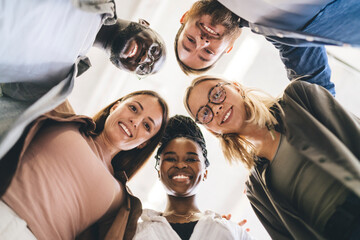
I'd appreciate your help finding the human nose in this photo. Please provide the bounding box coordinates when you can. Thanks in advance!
[129,117,141,128]
[211,104,224,117]
[196,35,210,49]
[175,160,188,169]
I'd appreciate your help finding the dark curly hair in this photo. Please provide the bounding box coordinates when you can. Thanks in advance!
[155,115,209,169]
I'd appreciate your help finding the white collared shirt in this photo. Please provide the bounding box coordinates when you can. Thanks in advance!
[133,209,255,240]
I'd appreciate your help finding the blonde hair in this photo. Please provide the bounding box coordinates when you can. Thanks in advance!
[184,75,282,169]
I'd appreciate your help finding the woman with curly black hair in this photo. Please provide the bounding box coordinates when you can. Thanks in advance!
[133,115,253,240]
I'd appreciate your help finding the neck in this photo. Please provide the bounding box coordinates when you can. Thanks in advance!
[164,194,200,216]
[93,132,121,169]
[239,123,280,161]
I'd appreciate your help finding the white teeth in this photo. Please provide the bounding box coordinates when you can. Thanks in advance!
[223,108,232,122]
[173,175,189,179]
[128,43,138,58]
[203,25,217,35]
[119,122,131,137]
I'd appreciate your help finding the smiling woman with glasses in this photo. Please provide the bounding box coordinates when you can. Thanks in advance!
[184,75,360,240]
[194,82,230,124]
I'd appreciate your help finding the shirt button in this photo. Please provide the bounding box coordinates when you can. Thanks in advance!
[306,36,314,42]
[319,158,326,163]
[276,33,284,38]
[344,176,353,181]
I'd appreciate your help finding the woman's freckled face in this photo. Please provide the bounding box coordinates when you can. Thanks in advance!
[187,80,247,135]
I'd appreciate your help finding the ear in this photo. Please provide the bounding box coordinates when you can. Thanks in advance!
[226,46,233,54]
[109,101,120,114]
[231,81,245,97]
[180,11,188,24]
[203,169,208,181]
[138,19,150,27]
[137,141,148,149]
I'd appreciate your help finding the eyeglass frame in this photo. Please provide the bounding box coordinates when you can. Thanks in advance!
[135,43,161,80]
[195,82,231,124]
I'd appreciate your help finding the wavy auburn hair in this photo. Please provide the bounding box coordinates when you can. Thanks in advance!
[184,76,281,169]
[92,90,169,179]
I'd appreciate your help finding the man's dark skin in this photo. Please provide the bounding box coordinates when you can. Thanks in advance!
[94,19,166,78]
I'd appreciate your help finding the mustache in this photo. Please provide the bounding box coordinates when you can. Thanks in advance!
[110,22,144,55]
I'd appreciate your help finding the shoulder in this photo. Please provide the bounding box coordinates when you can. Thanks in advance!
[284,80,330,99]
[135,209,167,237]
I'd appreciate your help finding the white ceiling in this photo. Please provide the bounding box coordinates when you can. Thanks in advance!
[68,1,360,239]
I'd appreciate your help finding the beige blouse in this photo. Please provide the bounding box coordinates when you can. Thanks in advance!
[3,123,120,240]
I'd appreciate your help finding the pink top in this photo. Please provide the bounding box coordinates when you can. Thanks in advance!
[3,123,120,240]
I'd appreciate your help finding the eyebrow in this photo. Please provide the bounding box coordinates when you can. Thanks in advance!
[182,40,210,62]
[135,100,156,126]
[134,101,143,110]
[182,41,191,52]
[164,151,176,156]
[199,56,210,62]
[187,152,199,156]
[163,151,199,156]
[147,116,155,126]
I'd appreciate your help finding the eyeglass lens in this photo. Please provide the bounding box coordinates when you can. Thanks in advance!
[197,84,226,124]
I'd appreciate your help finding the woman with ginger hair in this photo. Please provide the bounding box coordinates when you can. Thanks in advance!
[184,76,360,240]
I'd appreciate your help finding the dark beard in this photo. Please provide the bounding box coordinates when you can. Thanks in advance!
[110,22,144,61]
[189,0,239,36]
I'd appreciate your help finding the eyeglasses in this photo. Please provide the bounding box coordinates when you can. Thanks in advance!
[135,44,161,80]
[195,82,230,124]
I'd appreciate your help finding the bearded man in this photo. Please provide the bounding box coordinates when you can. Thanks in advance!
[175,0,360,96]
[0,0,166,160]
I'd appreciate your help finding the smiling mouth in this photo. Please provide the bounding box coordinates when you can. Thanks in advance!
[171,174,192,183]
[200,23,219,37]
[118,122,132,137]
[128,42,138,58]
[221,107,233,124]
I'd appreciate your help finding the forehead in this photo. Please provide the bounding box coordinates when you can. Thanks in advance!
[187,80,221,115]
[124,94,163,121]
[177,26,216,70]
[163,137,201,152]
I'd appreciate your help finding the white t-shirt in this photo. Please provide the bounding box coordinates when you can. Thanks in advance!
[0,0,102,85]
[133,209,255,240]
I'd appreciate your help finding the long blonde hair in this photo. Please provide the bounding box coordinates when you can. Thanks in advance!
[184,76,281,169]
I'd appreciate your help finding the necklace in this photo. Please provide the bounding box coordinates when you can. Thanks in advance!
[163,211,200,221]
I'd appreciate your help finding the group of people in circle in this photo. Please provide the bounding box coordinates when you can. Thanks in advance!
[1,0,359,239]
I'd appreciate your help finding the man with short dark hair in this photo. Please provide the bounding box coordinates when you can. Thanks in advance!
[175,0,360,95]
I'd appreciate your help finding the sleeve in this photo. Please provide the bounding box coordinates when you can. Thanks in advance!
[282,81,360,190]
[284,81,360,161]
[267,38,335,96]
[245,178,292,240]
[231,222,256,240]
